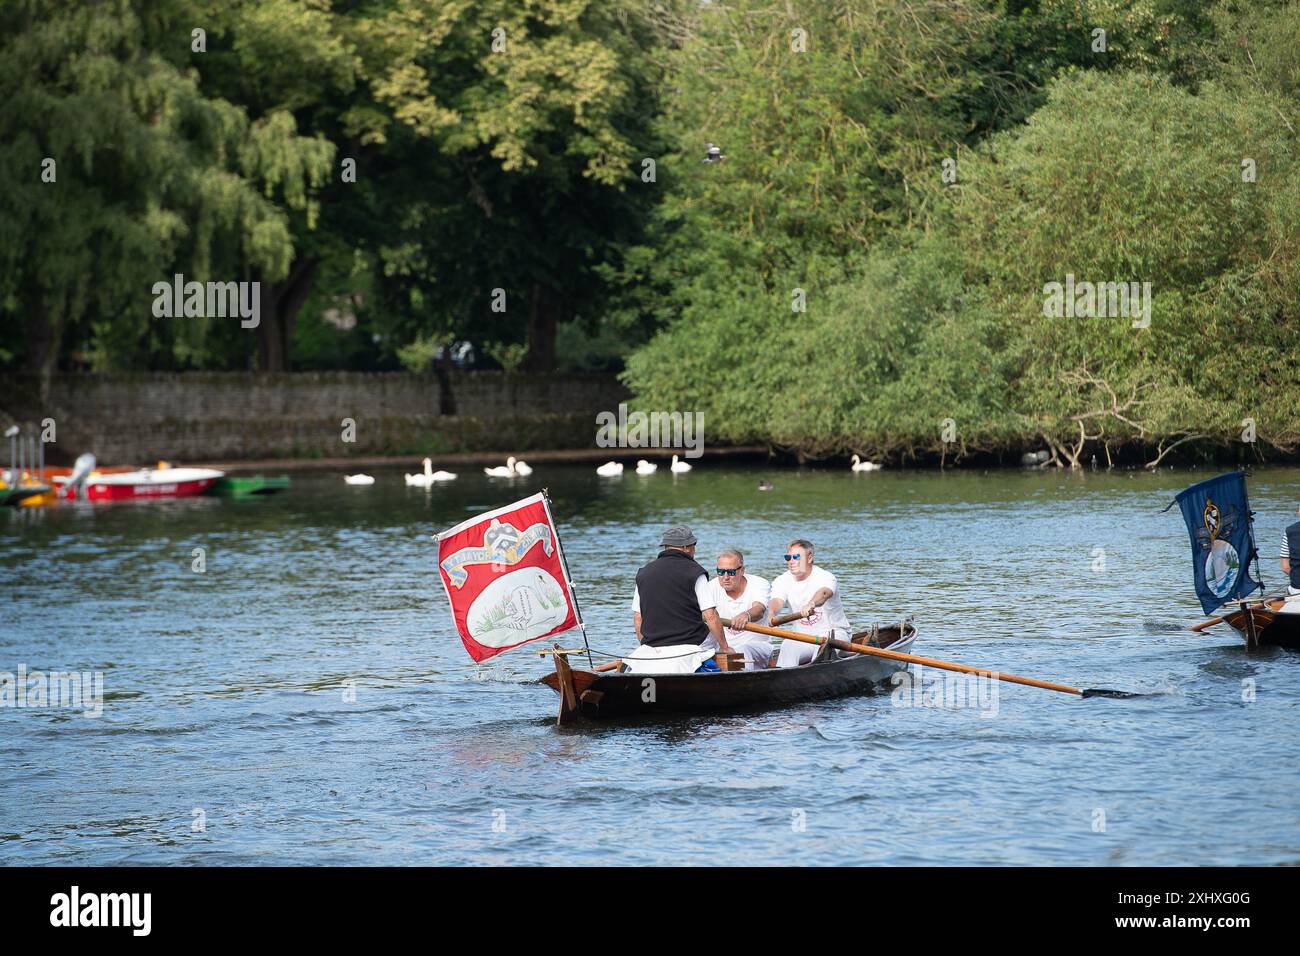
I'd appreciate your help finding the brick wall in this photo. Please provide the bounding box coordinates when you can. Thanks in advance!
[0,372,630,464]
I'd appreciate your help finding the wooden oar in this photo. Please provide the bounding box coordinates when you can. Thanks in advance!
[770,610,807,627]
[737,621,1140,698]
[1188,593,1299,632]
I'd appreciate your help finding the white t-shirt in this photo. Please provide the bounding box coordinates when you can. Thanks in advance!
[709,573,770,640]
[769,565,851,636]
[631,575,715,614]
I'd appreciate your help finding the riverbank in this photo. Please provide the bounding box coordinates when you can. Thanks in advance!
[0,370,630,465]
[197,445,770,473]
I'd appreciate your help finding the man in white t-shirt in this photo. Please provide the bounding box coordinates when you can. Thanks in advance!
[704,548,772,669]
[768,538,852,668]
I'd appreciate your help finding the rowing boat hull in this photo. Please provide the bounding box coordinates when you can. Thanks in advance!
[542,624,917,719]
[1223,600,1300,649]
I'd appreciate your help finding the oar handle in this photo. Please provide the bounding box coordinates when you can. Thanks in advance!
[769,610,807,626]
[736,621,1085,697]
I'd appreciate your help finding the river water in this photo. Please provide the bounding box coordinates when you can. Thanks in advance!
[3,464,1298,865]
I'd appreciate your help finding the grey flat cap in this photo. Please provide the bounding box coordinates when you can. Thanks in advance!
[660,525,697,547]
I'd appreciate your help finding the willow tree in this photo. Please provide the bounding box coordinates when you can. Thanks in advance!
[0,0,332,382]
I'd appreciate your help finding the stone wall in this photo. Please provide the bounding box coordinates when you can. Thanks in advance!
[0,372,630,464]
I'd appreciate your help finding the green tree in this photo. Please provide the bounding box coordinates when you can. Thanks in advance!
[0,0,332,383]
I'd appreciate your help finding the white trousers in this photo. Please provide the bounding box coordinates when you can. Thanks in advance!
[735,636,772,670]
[776,635,819,668]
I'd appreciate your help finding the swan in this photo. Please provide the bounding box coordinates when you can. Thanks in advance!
[850,454,880,472]
[406,458,436,487]
[502,586,537,630]
[430,469,457,481]
[635,460,657,475]
[512,459,533,476]
[670,455,691,474]
[484,456,518,478]
[596,461,624,477]
[344,474,375,485]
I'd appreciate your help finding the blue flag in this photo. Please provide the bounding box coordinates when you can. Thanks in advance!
[1167,471,1261,614]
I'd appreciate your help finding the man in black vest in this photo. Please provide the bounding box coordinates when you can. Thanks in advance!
[1282,506,1300,594]
[632,525,733,654]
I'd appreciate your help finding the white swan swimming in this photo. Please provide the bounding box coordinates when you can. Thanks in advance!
[670,455,691,474]
[512,459,533,476]
[484,456,518,478]
[596,461,624,477]
[406,458,436,487]
[344,474,374,485]
[635,460,657,475]
[850,454,881,472]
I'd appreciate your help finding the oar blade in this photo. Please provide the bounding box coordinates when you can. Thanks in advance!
[1080,688,1145,699]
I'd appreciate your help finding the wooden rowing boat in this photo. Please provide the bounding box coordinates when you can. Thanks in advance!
[540,621,917,721]
[1220,597,1300,649]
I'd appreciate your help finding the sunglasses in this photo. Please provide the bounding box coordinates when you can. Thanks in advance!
[783,554,808,562]
[715,567,741,577]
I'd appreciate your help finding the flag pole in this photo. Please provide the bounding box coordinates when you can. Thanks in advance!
[542,487,594,669]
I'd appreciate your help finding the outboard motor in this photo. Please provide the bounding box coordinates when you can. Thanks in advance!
[3,425,17,487]
[65,452,96,500]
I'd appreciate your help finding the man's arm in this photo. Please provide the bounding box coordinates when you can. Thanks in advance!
[703,607,732,654]
[800,586,834,618]
[730,602,765,632]
[634,611,644,643]
[1283,557,1291,576]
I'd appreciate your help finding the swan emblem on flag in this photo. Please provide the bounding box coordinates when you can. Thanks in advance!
[468,568,569,646]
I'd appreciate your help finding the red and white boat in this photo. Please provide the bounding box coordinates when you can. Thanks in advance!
[53,465,224,501]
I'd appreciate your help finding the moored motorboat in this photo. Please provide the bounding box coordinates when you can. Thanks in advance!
[53,466,225,501]
[540,621,917,720]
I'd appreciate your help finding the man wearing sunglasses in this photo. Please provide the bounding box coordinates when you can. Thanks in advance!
[769,539,852,667]
[705,549,772,669]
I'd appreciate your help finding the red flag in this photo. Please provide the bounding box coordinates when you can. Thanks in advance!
[436,492,579,662]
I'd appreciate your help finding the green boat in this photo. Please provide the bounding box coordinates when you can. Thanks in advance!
[1,483,52,507]
[210,475,291,498]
